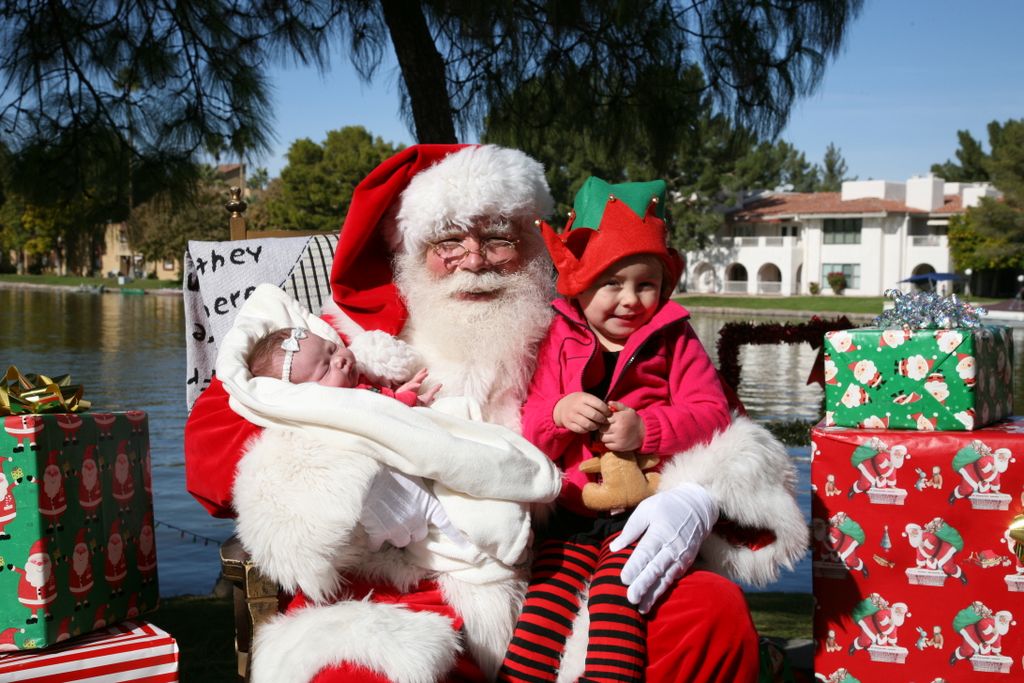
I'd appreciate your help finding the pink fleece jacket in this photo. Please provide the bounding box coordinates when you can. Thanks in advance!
[521,298,731,515]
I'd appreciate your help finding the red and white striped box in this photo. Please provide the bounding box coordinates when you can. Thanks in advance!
[0,620,178,682]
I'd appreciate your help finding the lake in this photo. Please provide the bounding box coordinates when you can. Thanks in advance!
[3,287,1022,596]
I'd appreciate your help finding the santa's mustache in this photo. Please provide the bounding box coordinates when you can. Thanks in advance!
[438,269,513,296]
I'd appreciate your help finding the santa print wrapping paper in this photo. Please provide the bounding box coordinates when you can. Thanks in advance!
[0,619,178,681]
[0,412,159,650]
[811,418,1024,682]
[823,325,1013,431]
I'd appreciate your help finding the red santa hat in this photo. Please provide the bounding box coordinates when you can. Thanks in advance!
[75,528,88,548]
[142,511,153,528]
[28,538,48,559]
[327,144,554,337]
[46,451,58,468]
[109,518,121,537]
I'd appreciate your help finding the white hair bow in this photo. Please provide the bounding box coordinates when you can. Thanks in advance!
[280,327,308,381]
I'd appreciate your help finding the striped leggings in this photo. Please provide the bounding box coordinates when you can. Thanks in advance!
[498,531,644,682]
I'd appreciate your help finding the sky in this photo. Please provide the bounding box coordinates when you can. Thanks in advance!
[259,0,1024,183]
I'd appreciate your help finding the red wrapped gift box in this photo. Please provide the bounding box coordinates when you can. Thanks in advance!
[0,619,178,681]
[811,417,1024,682]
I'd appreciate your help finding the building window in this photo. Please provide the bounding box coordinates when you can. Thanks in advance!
[118,229,128,244]
[822,263,860,289]
[163,259,175,271]
[823,218,861,244]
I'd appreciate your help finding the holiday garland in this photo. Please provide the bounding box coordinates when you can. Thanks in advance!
[716,315,854,392]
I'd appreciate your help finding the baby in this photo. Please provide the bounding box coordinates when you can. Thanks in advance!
[248,327,440,406]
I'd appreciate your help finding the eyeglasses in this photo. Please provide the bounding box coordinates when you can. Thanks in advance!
[429,238,519,266]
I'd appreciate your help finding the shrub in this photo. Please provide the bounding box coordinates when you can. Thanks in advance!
[808,281,821,295]
[826,271,846,294]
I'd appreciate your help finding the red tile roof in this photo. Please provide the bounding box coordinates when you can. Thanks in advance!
[729,192,965,222]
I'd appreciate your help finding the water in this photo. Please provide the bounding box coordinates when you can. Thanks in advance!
[4,288,1023,596]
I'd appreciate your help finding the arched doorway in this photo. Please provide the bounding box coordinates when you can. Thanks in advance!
[911,263,936,291]
[757,263,782,294]
[691,261,717,293]
[725,263,748,294]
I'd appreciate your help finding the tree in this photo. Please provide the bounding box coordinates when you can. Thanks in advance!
[818,142,850,191]
[253,126,403,233]
[947,119,1024,273]
[931,130,990,182]
[130,165,231,264]
[2,1,863,154]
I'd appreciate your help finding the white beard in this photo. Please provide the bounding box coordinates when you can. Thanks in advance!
[72,547,89,576]
[108,537,123,564]
[82,463,98,489]
[26,559,50,588]
[43,468,61,498]
[394,252,554,431]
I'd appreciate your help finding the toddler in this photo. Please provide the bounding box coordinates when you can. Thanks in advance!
[499,177,731,682]
[248,327,440,406]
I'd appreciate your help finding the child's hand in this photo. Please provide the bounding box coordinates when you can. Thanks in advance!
[553,392,611,433]
[417,383,442,406]
[396,368,429,395]
[599,402,645,452]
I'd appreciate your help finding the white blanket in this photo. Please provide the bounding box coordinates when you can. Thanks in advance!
[218,284,562,580]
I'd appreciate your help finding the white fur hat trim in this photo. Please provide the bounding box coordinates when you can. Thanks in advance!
[388,145,554,253]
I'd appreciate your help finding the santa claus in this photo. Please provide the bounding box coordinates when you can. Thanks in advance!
[69,528,95,609]
[104,518,127,597]
[136,512,158,584]
[7,538,57,623]
[184,145,805,683]
[0,469,18,539]
[38,451,67,532]
[110,440,135,512]
[77,445,102,523]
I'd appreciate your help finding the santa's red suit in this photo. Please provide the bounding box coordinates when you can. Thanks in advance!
[78,448,102,519]
[0,477,16,537]
[184,145,805,683]
[38,457,67,528]
[852,451,895,493]
[111,448,135,509]
[69,533,94,605]
[955,616,1001,659]
[104,528,127,594]
[136,531,157,582]
[916,531,962,577]
[851,608,899,650]
[827,525,865,573]
[13,546,57,618]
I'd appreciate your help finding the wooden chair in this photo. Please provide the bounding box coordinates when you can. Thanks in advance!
[186,187,332,680]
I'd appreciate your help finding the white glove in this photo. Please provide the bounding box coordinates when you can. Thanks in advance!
[609,482,718,614]
[359,468,468,551]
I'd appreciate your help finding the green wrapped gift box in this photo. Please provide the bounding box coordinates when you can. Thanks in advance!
[0,412,158,650]
[823,325,1013,430]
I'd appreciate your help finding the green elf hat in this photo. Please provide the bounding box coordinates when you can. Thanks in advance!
[536,176,684,296]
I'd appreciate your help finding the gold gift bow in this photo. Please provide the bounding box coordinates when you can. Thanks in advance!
[1010,514,1024,563]
[0,365,90,415]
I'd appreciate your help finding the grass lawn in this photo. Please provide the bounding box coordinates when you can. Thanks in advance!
[0,273,180,290]
[675,293,1001,316]
[152,591,812,682]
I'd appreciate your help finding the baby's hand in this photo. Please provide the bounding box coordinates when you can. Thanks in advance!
[396,368,429,395]
[417,383,442,406]
[553,392,611,434]
[599,402,645,452]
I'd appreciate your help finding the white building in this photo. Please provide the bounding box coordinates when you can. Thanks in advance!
[684,175,998,296]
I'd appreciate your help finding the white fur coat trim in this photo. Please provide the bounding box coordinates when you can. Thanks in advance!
[659,415,808,587]
[233,429,380,602]
[251,597,460,683]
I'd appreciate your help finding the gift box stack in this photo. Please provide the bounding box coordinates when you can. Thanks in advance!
[811,293,1022,683]
[0,369,160,652]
